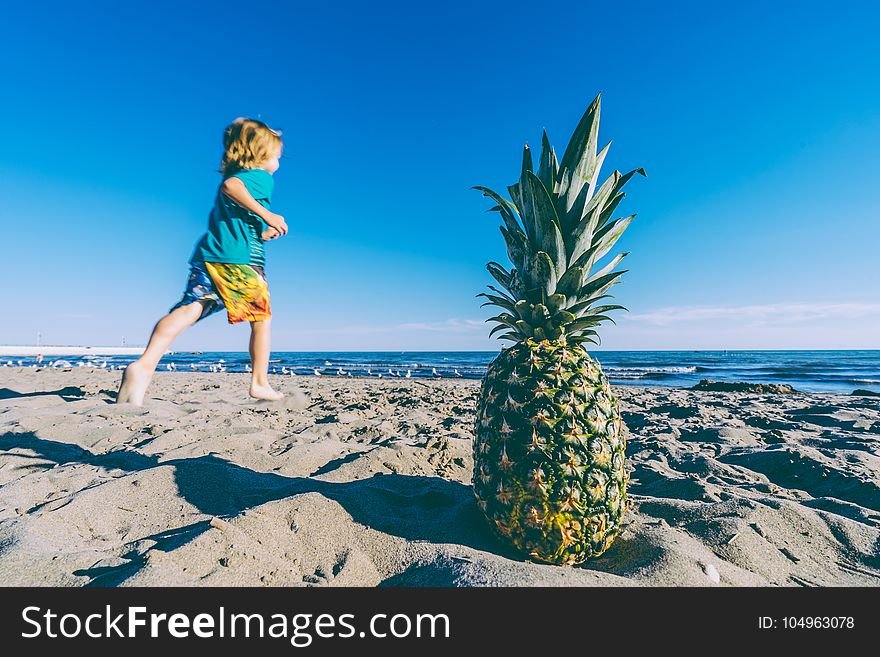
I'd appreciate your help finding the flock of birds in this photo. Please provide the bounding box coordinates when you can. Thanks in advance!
[301,366,457,378]
[3,358,471,379]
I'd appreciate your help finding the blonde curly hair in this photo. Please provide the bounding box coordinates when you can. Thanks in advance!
[220,118,283,175]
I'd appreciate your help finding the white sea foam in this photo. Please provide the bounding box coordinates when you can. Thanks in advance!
[605,366,698,375]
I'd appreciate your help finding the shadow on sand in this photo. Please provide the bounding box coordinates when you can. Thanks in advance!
[0,386,88,401]
[0,431,514,585]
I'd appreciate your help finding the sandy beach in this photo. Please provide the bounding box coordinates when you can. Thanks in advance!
[0,367,878,587]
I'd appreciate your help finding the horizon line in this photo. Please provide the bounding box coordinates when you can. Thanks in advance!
[2,345,879,356]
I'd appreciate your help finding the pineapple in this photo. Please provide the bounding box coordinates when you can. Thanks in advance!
[473,93,644,565]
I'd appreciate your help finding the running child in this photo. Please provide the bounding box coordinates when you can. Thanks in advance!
[117,118,288,405]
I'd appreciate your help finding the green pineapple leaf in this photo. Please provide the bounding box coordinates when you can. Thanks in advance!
[478,293,517,313]
[526,251,558,298]
[487,315,521,338]
[570,213,633,273]
[560,141,612,237]
[596,168,645,231]
[598,191,626,228]
[531,303,551,323]
[585,303,627,316]
[500,226,529,272]
[487,261,513,291]
[487,285,515,302]
[577,313,616,326]
[515,319,534,336]
[583,141,611,210]
[567,293,614,315]
[545,293,567,313]
[556,264,585,298]
[507,182,536,245]
[566,317,608,332]
[522,144,534,175]
[571,333,600,345]
[537,129,558,195]
[579,270,628,300]
[584,252,629,287]
[519,171,566,275]
[489,205,528,243]
[570,171,619,258]
[474,186,525,238]
[558,93,601,207]
[552,310,577,325]
[487,324,508,338]
[591,216,635,262]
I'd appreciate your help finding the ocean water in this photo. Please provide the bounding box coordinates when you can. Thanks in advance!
[4,350,879,395]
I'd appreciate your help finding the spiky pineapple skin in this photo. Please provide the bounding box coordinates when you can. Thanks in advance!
[473,339,628,565]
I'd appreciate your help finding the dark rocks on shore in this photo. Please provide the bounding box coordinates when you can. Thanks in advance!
[691,379,800,394]
[851,389,880,397]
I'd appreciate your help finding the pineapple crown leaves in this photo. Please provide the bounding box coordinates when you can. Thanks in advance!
[474,93,645,344]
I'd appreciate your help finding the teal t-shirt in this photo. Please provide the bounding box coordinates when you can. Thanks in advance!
[190,168,275,267]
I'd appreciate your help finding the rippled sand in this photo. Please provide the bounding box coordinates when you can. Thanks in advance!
[1,367,878,586]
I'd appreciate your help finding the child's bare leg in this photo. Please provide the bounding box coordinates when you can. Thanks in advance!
[249,318,283,401]
[117,302,204,405]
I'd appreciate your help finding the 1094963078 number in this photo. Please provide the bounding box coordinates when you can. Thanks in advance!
[759,617,855,629]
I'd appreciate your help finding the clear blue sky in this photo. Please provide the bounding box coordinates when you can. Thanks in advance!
[1,0,878,351]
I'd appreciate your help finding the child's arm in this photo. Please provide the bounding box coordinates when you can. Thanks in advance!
[221,177,288,236]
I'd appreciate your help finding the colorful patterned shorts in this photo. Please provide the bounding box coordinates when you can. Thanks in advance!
[170,261,271,324]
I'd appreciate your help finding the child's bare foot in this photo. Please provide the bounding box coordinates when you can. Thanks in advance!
[249,382,284,401]
[116,361,150,405]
